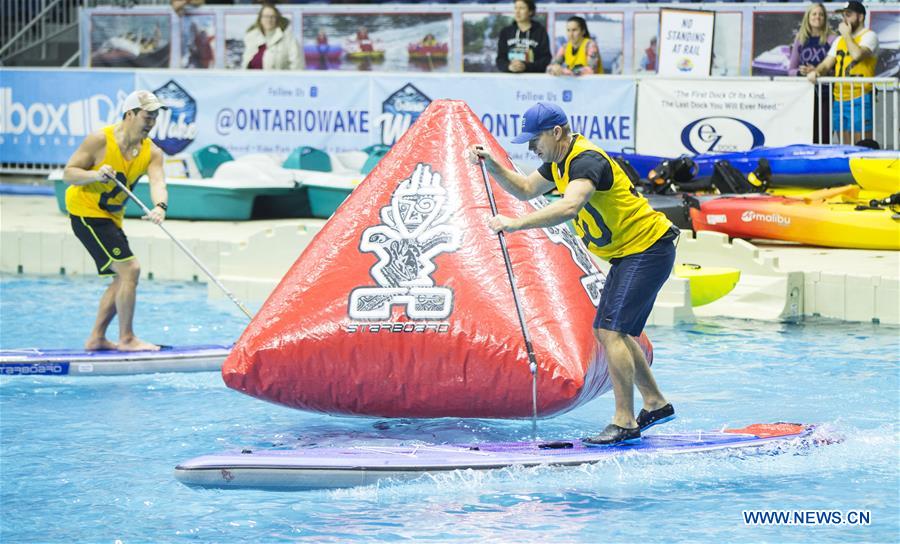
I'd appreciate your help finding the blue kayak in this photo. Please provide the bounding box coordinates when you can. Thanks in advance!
[613,144,872,188]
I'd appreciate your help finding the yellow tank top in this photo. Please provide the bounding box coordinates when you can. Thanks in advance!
[564,39,602,74]
[832,30,877,100]
[65,125,152,228]
[551,135,671,260]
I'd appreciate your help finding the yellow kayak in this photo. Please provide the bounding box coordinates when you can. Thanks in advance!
[674,264,741,307]
[769,185,889,202]
[848,153,900,194]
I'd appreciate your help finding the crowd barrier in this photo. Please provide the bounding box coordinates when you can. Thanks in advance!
[0,68,896,174]
[814,77,899,147]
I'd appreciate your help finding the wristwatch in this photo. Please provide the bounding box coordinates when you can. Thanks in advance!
[155,202,168,211]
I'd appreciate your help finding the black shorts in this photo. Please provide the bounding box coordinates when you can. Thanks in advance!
[594,227,679,336]
[70,214,134,276]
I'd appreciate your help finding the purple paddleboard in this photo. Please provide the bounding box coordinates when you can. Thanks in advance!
[175,423,827,490]
[0,344,232,376]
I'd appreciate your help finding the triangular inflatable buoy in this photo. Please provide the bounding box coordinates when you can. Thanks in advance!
[222,100,654,418]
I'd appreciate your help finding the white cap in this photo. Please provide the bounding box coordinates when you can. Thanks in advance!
[122,90,167,113]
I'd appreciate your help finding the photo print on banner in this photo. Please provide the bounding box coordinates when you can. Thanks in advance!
[301,13,452,73]
[180,12,216,69]
[89,12,171,68]
[870,10,899,78]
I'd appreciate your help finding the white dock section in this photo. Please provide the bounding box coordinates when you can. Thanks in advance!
[2,194,897,325]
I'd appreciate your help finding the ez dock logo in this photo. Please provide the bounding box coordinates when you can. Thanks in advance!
[681,116,764,154]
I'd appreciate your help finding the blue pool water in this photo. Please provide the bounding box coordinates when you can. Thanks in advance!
[1,274,898,543]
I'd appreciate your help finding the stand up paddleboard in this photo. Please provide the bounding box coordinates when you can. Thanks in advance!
[175,423,826,491]
[0,344,232,376]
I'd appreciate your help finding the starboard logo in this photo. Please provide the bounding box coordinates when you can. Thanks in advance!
[741,210,790,225]
[348,163,461,324]
[148,80,198,155]
[680,116,765,154]
[375,83,431,146]
[532,195,605,306]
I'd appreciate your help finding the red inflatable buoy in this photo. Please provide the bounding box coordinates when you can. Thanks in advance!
[222,99,653,418]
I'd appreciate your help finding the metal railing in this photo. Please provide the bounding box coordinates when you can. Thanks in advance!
[813,77,900,150]
[0,0,82,63]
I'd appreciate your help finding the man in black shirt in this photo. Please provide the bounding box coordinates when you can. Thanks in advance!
[496,0,551,73]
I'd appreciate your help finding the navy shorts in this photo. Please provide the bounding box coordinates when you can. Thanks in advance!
[70,214,135,276]
[594,228,678,336]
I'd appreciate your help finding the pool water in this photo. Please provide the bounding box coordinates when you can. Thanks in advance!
[1,274,898,543]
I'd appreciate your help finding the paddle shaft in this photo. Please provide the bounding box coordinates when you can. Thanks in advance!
[108,174,254,320]
[478,156,539,435]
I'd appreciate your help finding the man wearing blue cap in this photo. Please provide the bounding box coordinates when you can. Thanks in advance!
[470,102,677,445]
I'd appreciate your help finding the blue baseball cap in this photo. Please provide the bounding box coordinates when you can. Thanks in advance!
[510,102,569,144]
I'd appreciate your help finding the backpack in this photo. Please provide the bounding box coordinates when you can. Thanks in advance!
[647,156,699,194]
[611,156,641,186]
[710,160,766,194]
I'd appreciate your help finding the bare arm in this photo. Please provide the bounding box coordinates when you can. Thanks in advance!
[144,144,168,224]
[838,24,873,62]
[806,54,836,82]
[468,145,554,200]
[63,132,110,185]
[490,177,594,233]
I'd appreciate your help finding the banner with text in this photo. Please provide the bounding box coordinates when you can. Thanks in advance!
[134,71,370,157]
[371,75,636,165]
[0,70,135,164]
[636,78,814,156]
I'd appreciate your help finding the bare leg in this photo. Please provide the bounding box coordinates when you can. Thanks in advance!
[85,277,120,351]
[110,259,159,351]
[624,334,668,412]
[595,328,638,429]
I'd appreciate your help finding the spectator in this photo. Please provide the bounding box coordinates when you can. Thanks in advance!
[788,3,836,76]
[547,16,602,76]
[496,0,551,73]
[807,1,878,144]
[241,3,303,70]
[790,3,836,142]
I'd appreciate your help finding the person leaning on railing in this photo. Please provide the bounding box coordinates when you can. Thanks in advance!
[241,2,303,70]
[789,3,836,142]
[806,1,879,144]
[547,16,602,77]
[788,3,836,77]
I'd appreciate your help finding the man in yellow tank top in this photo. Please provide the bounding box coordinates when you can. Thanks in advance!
[63,90,169,352]
[807,1,879,144]
[470,102,677,446]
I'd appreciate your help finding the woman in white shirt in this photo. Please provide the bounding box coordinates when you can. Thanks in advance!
[242,3,303,70]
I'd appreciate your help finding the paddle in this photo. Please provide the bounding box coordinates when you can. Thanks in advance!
[107,172,254,320]
[477,149,539,437]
